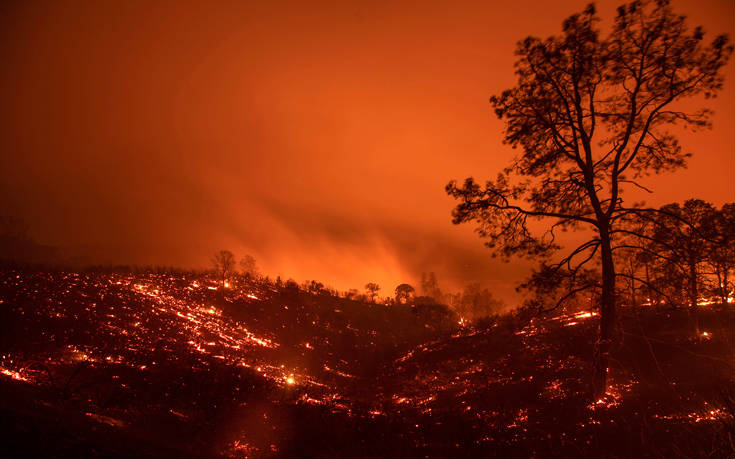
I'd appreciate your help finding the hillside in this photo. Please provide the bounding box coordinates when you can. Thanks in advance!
[1,269,734,457]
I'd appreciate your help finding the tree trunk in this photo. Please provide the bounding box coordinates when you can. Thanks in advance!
[644,260,656,308]
[724,269,730,306]
[688,260,698,309]
[593,224,616,399]
[717,264,728,307]
[629,258,637,308]
[688,259,700,337]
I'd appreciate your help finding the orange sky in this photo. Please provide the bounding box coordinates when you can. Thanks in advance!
[1,0,734,304]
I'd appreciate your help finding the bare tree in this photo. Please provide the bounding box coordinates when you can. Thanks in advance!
[212,250,235,290]
[446,1,731,397]
[239,254,258,279]
[650,200,714,311]
[421,272,443,302]
[707,203,735,306]
[365,283,381,303]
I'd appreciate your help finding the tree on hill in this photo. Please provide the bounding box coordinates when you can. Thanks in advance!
[618,199,735,310]
[211,250,235,290]
[239,254,258,279]
[446,0,731,397]
[345,289,360,300]
[650,200,714,311]
[705,203,735,306]
[305,280,326,295]
[456,283,504,320]
[394,284,415,305]
[421,272,443,302]
[365,283,381,303]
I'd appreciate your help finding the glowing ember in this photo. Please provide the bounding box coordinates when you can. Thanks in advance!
[654,408,727,423]
[2,269,732,456]
[0,367,29,382]
[85,412,126,427]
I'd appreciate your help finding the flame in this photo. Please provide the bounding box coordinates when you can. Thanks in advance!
[574,311,595,319]
[0,367,29,382]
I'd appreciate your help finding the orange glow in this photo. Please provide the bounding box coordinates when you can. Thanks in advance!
[2,1,731,304]
[0,367,29,382]
[1,2,735,454]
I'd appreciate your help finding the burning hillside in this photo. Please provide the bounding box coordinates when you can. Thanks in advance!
[0,269,734,457]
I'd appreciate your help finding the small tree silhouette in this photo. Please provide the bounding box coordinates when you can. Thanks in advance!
[211,250,235,290]
[708,204,735,306]
[365,283,381,303]
[239,254,258,279]
[394,284,415,305]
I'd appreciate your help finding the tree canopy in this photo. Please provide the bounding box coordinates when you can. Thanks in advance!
[447,0,731,397]
[395,284,416,304]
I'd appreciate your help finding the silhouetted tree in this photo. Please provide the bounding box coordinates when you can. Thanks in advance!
[211,250,235,290]
[239,254,258,279]
[365,283,381,303]
[519,265,600,316]
[284,278,300,296]
[707,203,735,306]
[394,284,415,305]
[446,1,731,397]
[651,200,714,312]
[619,200,716,311]
[420,272,443,302]
[459,283,504,320]
[306,280,325,295]
[617,248,640,307]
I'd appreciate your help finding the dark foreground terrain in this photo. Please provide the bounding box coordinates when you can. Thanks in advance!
[1,269,734,457]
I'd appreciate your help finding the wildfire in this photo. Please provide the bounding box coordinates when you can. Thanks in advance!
[654,407,727,423]
[85,412,126,428]
[0,367,29,382]
[4,269,730,456]
[574,311,596,319]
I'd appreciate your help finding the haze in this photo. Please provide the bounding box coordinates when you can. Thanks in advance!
[2,0,734,304]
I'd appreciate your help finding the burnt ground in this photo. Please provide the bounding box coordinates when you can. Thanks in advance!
[1,269,734,457]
